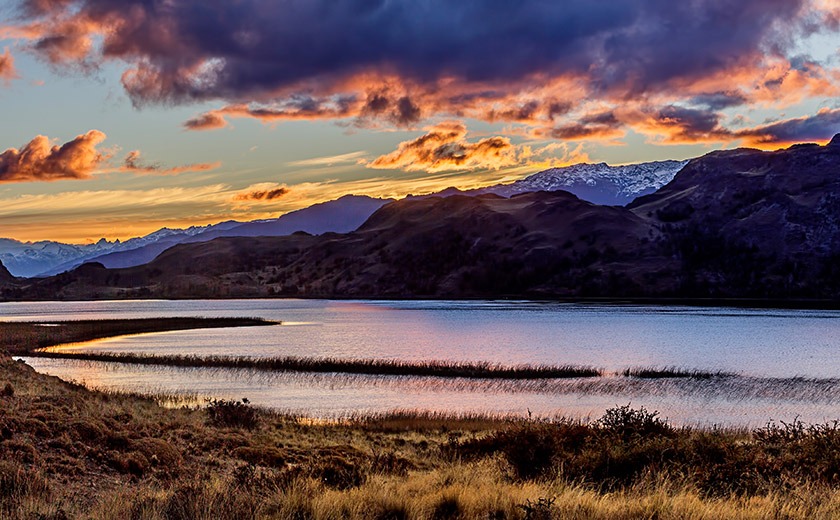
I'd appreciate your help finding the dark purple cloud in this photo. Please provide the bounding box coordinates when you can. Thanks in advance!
[690,92,750,110]
[10,0,817,104]
[736,108,840,145]
[8,0,840,145]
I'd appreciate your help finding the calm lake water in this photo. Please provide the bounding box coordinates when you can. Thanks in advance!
[9,299,840,426]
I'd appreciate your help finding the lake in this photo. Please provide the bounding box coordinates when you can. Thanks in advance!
[9,299,840,426]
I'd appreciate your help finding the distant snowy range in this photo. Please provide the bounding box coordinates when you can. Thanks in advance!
[1,160,688,278]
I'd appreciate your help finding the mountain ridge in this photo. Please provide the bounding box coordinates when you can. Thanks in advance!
[3,137,840,301]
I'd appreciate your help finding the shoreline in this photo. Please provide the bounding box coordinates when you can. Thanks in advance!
[5,295,840,311]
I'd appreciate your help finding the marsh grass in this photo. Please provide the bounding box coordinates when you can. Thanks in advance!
[27,351,603,379]
[621,366,736,379]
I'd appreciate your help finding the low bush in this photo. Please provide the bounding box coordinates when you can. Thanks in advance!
[596,404,673,440]
[206,398,260,430]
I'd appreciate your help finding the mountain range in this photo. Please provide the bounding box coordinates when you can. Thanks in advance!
[465,160,688,205]
[2,195,393,277]
[0,161,686,278]
[4,136,840,301]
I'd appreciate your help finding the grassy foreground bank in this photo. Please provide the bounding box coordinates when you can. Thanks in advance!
[4,321,840,518]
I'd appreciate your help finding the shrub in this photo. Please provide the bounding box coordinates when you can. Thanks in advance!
[207,398,259,430]
[499,425,562,480]
[597,404,673,439]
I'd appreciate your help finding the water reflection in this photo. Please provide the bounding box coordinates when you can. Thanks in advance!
[7,299,840,425]
[21,357,840,427]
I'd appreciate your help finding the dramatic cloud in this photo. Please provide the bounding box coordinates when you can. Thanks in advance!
[233,186,291,202]
[547,111,626,141]
[120,150,220,175]
[367,121,526,173]
[735,108,840,146]
[5,0,839,144]
[0,133,219,183]
[0,48,18,85]
[0,130,108,183]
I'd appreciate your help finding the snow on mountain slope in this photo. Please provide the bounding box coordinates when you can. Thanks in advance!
[482,160,689,205]
[33,195,393,275]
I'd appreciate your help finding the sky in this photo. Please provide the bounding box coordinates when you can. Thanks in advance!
[1,0,840,243]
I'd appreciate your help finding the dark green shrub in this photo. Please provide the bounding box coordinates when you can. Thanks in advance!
[499,425,561,480]
[597,404,673,439]
[207,398,259,430]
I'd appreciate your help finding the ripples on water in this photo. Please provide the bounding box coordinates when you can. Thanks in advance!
[8,299,840,426]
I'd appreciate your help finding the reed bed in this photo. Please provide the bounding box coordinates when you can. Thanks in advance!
[26,350,603,379]
[621,366,736,379]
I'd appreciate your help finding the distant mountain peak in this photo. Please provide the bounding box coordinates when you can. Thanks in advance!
[478,159,689,206]
[829,134,840,147]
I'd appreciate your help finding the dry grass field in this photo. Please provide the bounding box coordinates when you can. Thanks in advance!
[4,320,840,519]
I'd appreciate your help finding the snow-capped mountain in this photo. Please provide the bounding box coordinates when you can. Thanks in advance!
[0,222,243,278]
[35,222,246,277]
[0,159,687,278]
[9,195,393,278]
[0,238,116,278]
[482,160,689,205]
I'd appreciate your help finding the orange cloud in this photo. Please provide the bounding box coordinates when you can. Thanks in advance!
[0,48,19,85]
[0,130,108,183]
[366,121,525,173]
[119,150,220,175]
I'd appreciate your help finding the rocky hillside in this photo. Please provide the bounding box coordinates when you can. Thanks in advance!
[629,136,840,297]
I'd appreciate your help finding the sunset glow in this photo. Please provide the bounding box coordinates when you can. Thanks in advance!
[1,0,839,242]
